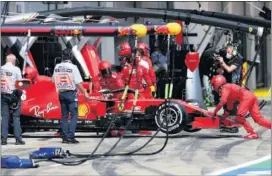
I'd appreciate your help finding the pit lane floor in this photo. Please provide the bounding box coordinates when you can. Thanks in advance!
[1,104,271,176]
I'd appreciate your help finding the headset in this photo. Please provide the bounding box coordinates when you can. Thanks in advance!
[226,43,238,57]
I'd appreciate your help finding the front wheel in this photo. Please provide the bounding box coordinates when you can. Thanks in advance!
[155,101,188,134]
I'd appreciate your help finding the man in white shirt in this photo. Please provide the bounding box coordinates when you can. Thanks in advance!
[52,49,89,144]
[1,54,25,145]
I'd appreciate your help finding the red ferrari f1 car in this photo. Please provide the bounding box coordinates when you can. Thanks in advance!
[15,44,225,135]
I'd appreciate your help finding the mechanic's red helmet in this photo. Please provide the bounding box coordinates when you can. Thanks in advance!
[118,42,131,56]
[137,42,149,56]
[99,61,112,76]
[210,75,226,92]
[24,66,38,80]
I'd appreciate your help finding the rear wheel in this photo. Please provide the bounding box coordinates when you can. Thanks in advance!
[184,99,207,133]
[155,101,188,134]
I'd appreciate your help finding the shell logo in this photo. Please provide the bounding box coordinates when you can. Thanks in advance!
[78,104,90,119]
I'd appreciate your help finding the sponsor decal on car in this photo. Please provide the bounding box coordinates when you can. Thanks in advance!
[78,104,90,119]
[29,102,58,118]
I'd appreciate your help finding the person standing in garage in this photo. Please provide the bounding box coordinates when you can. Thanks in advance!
[216,44,243,84]
[1,54,25,145]
[52,48,90,144]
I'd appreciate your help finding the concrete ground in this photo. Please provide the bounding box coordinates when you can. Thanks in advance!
[1,104,271,176]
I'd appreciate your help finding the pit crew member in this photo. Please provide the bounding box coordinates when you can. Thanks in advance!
[118,42,132,68]
[1,54,25,145]
[96,60,125,99]
[210,75,271,139]
[137,42,157,86]
[52,48,90,144]
[118,42,157,87]
[120,48,156,98]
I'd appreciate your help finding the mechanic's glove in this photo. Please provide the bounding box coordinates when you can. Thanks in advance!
[150,85,156,97]
[222,111,230,118]
[212,113,217,119]
[206,111,216,119]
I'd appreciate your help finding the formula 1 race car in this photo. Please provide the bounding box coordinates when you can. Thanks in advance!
[17,76,220,135]
[15,44,230,135]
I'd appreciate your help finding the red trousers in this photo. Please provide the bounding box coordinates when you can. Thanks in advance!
[236,96,271,133]
[223,96,271,133]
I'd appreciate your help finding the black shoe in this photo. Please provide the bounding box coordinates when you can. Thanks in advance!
[62,137,70,144]
[1,138,7,145]
[68,138,79,144]
[15,139,25,145]
[220,127,239,133]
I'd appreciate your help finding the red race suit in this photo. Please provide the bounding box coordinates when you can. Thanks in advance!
[94,72,125,99]
[213,83,271,136]
[141,56,157,85]
[120,63,153,98]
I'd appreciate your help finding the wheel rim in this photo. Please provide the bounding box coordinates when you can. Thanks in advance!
[158,107,181,128]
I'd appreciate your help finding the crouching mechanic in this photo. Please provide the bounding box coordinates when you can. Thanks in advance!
[96,60,125,99]
[52,49,90,143]
[210,75,271,139]
[1,54,25,145]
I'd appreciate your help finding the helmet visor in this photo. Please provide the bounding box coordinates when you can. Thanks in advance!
[101,68,111,76]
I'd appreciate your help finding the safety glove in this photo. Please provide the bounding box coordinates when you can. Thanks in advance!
[150,85,156,97]
[206,111,216,119]
[222,110,231,118]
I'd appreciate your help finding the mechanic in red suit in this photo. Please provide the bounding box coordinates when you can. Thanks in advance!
[210,75,271,139]
[97,60,125,99]
[98,60,152,136]
[118,42,132,68]
[119,42,157,86]
[120,48,156,98]
[137,42,157,86]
